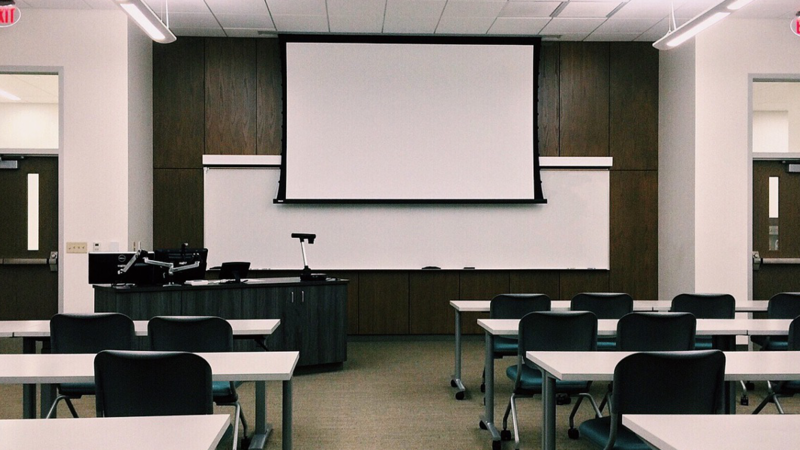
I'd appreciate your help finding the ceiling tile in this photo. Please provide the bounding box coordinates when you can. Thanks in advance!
[204,0,271,16]
[586,32,642,41]
[224,29,279,37]
[214,14,275,29]
[541,17,605,33]
[436,15,496,33]
[166,12,220,29]
[329,14,384,33]
[559,2,622,18]
[20,0,89,8]
[327,0,386,17]
[172,27,227,37]
[442,1,505,18]
[593,17,660,33]
[499,2,560,18]
[384,0,443,33]
[143,0,211,14]
[271,14,329,32]
[488,17,550,34]
[266,0,326,16]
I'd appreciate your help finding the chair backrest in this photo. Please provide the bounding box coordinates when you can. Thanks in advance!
[789,316,800,351]
[767,293,800,319]
[50,313,135,354]
[611,350,725,416]
[219,262,250,281]
[518,311,598,358]
[616,312,697,351]
[671,293,735,319]
[94,350,213,417]
[489,293,551,319]
[570,292,633,319]
[148,316,233,352]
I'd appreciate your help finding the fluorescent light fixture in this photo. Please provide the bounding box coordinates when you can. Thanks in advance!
[0,87,20,101]
[653,0,758,51]
[115,0,176,44]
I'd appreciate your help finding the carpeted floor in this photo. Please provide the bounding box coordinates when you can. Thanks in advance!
[0,337,794,449]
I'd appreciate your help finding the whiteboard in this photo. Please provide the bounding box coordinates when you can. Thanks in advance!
[204,167,609,270]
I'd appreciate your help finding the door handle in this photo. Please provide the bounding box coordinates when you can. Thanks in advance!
[0,250,58,272]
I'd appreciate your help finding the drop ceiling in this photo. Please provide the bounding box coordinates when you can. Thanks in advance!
[12,0,800,42]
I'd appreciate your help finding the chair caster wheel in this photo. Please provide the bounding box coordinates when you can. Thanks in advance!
[746,382,755,391]
[556,393,571,405]
[741,396,749,406]
[455,391,465,400]
[479,421,487,430]
[492,440,502,450]
[500,429,512,441]
[568,428,580,439]
[240,437,251,450]
[451,379,457,388]
[481,383,485,393]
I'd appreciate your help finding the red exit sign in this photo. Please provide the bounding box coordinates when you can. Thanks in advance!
[793,15,800,37]
[0,4,19,27]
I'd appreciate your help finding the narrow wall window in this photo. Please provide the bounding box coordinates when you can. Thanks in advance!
[28,173,39,251]
[769,176,779,251]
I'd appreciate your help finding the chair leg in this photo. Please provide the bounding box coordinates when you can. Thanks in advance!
[752,394,775,414]
[231,403,240,450]
[45,396,79,419]
[510,393,521,450]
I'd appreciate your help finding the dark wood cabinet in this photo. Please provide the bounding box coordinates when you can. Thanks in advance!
[94,278,347,367]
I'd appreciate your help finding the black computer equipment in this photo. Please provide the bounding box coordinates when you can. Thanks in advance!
[219,262,250,283]
[152,245,208,284]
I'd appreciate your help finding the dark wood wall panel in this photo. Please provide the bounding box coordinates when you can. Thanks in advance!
[409,272,460,334]
[152,40,659,335]
[610,43,658,171]
[538,43,560,157]
[559,42,610,157]
[358,272,409,334]
[153,169,204,249]
[153,39,205,169]
[205,38,258,155]
[257,39,283,155]
[610,171,658,299]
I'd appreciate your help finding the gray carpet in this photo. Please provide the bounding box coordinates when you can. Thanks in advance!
[0,337,793,449]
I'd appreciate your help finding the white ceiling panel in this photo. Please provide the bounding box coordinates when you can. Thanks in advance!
[215,14,275,29]
[488,17,550,34]
[0,74,58,104]
[168,27,227,37]
[499,2,561,18]
[204,0,271,16]
[266,0,327,17]
[436,15,496,33]
[224,29,278,37]
[327,0,386,17]
[594,17,660,33]
[559,2,622,18]
[329,14,384,33]
[271,14,330,32]
[166,12,220,29]
[541,17,605,33]
[20,0,90,8]
[442,1,505,18]
[585,32,642,41]
[143,0,211,14]
[383,0,444,33]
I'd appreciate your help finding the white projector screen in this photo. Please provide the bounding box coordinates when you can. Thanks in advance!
[277,35,544,203]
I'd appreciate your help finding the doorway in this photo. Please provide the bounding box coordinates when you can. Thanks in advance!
[0,72,59,319]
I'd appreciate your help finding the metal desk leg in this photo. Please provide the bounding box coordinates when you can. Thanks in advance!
[248,380,273,450]
[479,331,501,449]
[22,337,36,419]
[451,310,466,399]
[542,372,556,450]
[282,379,292,450]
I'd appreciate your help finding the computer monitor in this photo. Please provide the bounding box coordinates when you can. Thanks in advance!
[153,247,208,284]
[88,252,156,285]
[219,261,250,282]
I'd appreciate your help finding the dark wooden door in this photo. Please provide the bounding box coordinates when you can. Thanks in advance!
[753,160,800,300]
[0,155,58,319]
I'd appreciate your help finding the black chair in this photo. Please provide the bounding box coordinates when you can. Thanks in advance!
[481,293,551,393]
[148,316,248,450]
[597,312,696,413]
[571,293,633,350]
[579,350,726,450]
[751,292,800,350]
[219,262,250,282]
[46,313,135,418]
[753,316,800,414]
[94,350,213,417]
[502,311,601,448]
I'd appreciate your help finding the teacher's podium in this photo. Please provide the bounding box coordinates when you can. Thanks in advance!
[94,277,347,368]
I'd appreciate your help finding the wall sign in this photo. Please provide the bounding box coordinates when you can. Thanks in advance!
[792,14,800,36]
[0,2,20,28]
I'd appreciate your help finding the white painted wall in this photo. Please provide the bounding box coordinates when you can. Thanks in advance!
[0,9,152,312]
[752,111,789,153]
[0,103,58,148]
[659,42,697,300]
[660,18,800,303]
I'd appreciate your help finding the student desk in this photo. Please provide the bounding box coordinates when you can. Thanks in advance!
[476,318,762,449]
[0,351,297,450]
[0,318,280,421]
[0,414,230,450]
[448,300,768,399]
[528,351,800,450]
[622,414,800,450]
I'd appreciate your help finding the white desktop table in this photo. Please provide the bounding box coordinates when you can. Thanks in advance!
[476,318,769,449]
[0,318,279,421]
[622,414,800,450]
[0,350,295,450]
[448,300,768,399]
[528,351,800,450]
[0,414,230,450]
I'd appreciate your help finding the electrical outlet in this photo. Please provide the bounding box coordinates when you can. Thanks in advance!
[66,242,87,253]
[93,242,101,252]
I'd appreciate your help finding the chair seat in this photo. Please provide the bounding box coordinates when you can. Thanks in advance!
[579,416,651,450]
[58,382,95,397]
[506,365,589,395]
[493,336,518,356]
[597,338,617,351]
[212,381,238,404]
[694,337,713,350]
